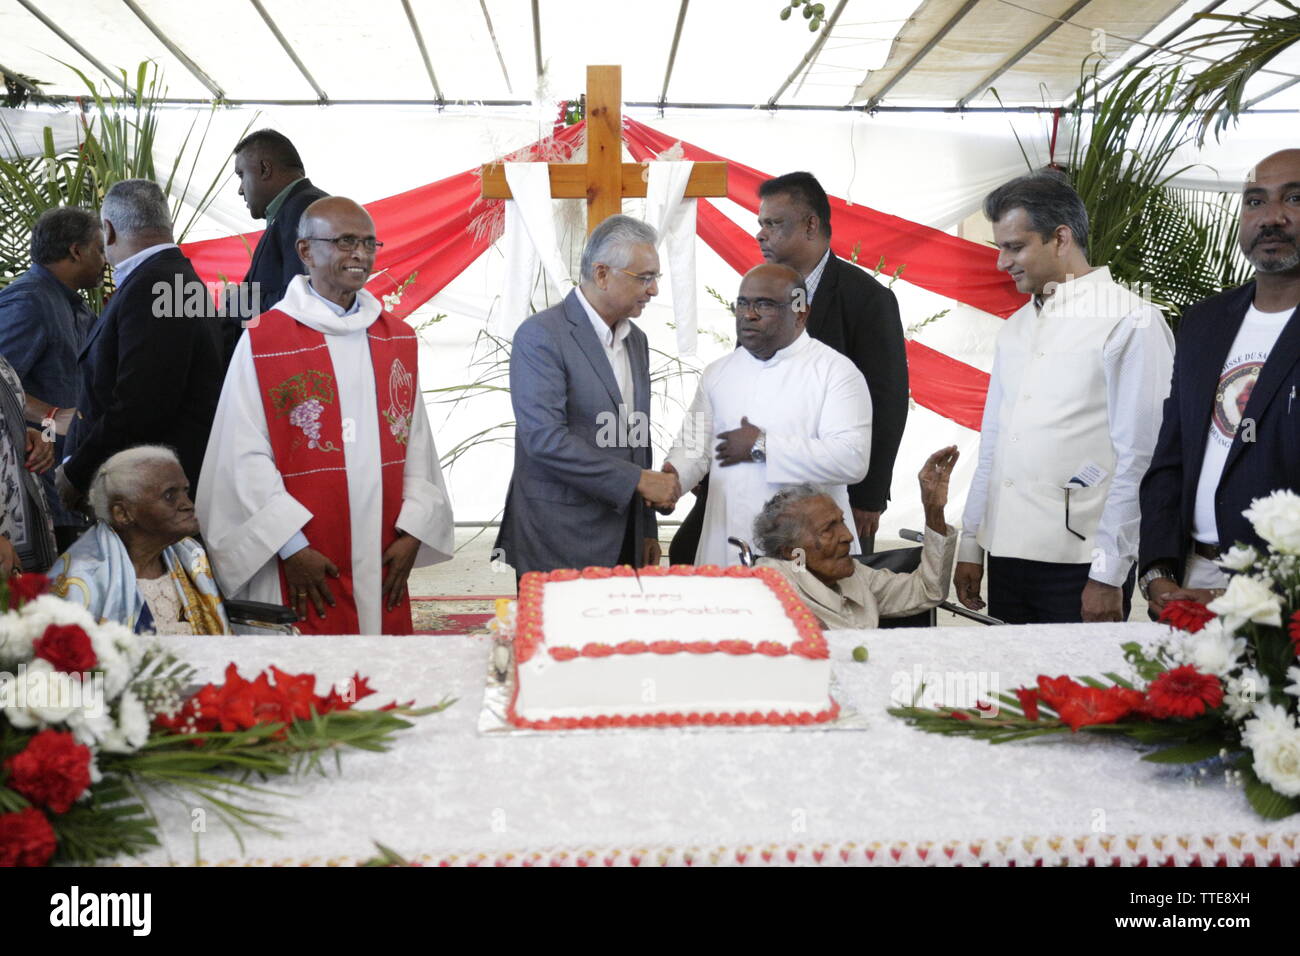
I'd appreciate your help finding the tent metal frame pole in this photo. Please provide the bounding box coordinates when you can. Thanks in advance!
[531,0,544,81]
[100,97,1298,115]
[767,0,848,109]
[401,0,444,108]
[658,0,691,113]
[120,0,225,100]
[1068,0,1229,109]
[957,0,1094,108]
[247,0,328,104]
[864,0,981,110]
[479,0,513,95]
[1244,74,1300,110]
[13,0,134,97]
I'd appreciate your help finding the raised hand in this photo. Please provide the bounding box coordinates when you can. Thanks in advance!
[918,445,959,533]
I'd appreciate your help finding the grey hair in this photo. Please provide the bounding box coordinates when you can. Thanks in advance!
[579,214,658,281]
[88,445,182,523]
[753,483,827,557]
[101,179,173,237]
[983,172,1089,257]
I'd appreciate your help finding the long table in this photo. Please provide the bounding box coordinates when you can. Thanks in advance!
[125,623,1300,866]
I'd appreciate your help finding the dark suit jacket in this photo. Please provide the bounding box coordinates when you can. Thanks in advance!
[495,291,656,575]
[66,248,225,495]
[224,178,328,361]
[1139,282,1300,576]
[806,254,909,512]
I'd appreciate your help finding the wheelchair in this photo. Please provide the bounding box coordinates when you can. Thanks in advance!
[729,530,1002,628]
[224,599,300,635]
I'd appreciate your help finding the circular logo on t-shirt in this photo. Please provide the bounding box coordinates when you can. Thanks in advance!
[1212,361,1263,441]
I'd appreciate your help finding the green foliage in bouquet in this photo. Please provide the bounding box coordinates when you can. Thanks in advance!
[891,491,1300,820]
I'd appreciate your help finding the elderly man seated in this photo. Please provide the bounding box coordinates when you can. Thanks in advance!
[51,445,229,634]
[755,447,960,630]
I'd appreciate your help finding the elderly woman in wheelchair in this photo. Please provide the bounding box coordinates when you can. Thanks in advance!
[51,446,294,635]
[753,446,961,631]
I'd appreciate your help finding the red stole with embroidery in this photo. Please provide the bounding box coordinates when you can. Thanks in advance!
[249,308,417,634]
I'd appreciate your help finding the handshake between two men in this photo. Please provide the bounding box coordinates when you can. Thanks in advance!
[636,416,764,513]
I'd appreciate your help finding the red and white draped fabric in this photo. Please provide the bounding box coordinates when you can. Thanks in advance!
[181,119,1017,431]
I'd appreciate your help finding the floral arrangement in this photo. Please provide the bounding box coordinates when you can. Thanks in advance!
[0,575,449,865]
[890,489,1300,820]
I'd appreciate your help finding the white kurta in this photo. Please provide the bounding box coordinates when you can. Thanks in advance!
[197,276,454,634]
[665,331,872,566]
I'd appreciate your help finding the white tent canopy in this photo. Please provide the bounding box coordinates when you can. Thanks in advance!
[2,0,1298,110]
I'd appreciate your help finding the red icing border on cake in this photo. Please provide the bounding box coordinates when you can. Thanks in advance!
[508,565,836,730]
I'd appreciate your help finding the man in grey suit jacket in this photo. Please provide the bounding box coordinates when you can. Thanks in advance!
[496,215,681,577]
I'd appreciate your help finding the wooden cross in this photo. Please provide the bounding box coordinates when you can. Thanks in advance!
[480,65,728,234]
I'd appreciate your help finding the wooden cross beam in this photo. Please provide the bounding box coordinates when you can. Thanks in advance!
[480,65,728,234]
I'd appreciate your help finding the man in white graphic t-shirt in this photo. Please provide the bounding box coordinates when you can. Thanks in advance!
[1139,148,1300,614]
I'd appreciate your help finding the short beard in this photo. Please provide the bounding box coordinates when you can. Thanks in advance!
[1249,246,1300,274]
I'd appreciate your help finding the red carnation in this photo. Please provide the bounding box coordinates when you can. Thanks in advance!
[0,807,58,867]
[1015,687,1040,721]
[6,572,49,608]
[4,730,92,813]
[32,624,97,674]
[1144,666,1224,719]
[1159,600,1216,634]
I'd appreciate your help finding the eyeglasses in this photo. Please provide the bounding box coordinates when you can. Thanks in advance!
[732,297,786,318]
[303,235,384,252]
[614,268,662,287]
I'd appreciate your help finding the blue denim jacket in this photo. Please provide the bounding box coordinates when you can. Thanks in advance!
[0,264,97,527]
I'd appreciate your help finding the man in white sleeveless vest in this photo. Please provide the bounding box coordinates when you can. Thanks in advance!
[954,174,1174,624]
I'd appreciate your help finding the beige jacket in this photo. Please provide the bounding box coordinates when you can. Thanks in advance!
[758,527,957,630]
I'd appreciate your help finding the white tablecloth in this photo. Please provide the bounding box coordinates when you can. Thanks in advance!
[122,623,1300,866]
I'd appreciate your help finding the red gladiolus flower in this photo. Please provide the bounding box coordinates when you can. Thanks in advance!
[33,624,97,674]
[7,573,49,608]
[0,807,58,866]
[1035,675,1082,711]
[1015,687,1040,721]
[1052,685,1144,732]
[1289,610,1300,654]
[1144,666,1224,719]
[4,730,92,813]
[1159,600,1216,634]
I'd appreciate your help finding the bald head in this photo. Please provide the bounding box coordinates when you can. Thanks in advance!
[734,263,809,360]
[1241,149,1300,277]
[295,197,378,308]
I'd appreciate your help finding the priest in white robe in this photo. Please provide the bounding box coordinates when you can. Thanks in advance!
[197,197,453,634]
[664,264,872,567]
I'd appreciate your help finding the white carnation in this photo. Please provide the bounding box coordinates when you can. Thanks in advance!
[0,659,80,727]
[1217,544,1260,572]
[1207,574,1283,631]
[1243,490,1300,555]
[1182,618,1247,678]
[1242,701,1295,744]
[1285,666,1300,699]
[64,677,113,747]
[100,688,150,754]
[1225,668,1272,720]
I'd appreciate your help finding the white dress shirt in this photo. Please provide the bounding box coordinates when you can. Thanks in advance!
[574,286,633,407]
[112,242,179,285]
[958,268,1175,586]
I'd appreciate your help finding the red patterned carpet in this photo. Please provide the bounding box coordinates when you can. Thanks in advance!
[409,597,502,635]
